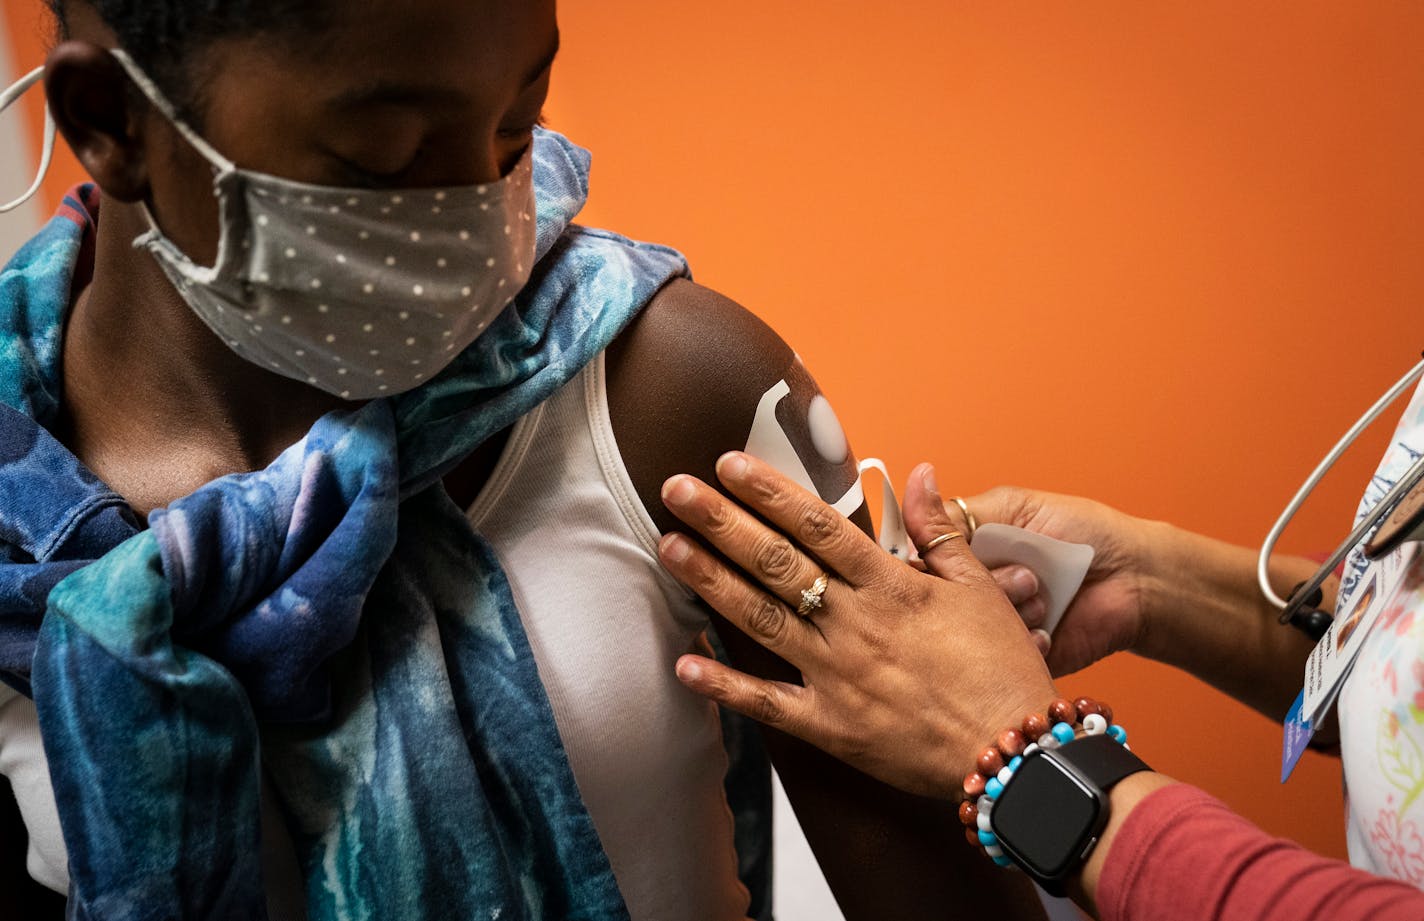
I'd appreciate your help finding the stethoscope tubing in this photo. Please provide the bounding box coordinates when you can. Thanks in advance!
[1259,356,1424,624]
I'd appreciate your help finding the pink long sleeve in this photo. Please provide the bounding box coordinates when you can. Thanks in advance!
[1097,784,1424,921]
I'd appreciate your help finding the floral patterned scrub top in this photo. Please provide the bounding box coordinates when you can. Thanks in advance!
[1339,375,1424,884]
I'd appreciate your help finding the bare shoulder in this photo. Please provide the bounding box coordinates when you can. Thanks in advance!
[605,278,799,535]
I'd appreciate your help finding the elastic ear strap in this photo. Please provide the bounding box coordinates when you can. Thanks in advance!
[857,458,912,560]
[0,67,56,214]
[109,48,235,174]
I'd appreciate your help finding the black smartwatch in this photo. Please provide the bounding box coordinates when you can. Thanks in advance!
[988,733,1151,896]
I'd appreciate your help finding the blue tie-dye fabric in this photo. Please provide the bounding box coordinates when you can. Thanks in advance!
[0,130,688,920]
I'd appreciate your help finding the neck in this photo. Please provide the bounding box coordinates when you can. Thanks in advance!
[59,198,351,507]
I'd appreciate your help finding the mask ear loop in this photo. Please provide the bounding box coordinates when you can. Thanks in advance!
[0,67,57,214]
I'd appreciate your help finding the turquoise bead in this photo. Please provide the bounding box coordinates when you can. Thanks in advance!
[1008,755,1023,772]
[978,829,998,847]
[985,777,1004,799]
[992,854,1013,867]
[1051,721,1076,745]
[1108,724,1127,744]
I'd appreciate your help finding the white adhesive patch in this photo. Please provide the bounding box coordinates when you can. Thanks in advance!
[807,395,848,466]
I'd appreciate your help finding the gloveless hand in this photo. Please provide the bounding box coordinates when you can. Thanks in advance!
[960,486,1160,677]
[659,452,1057,799]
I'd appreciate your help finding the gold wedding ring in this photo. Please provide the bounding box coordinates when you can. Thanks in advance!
[920,530,964,557]
[949,496,978,541]
[796,574,830,617]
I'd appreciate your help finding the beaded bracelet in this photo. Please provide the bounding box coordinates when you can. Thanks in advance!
[956,696,1129,867]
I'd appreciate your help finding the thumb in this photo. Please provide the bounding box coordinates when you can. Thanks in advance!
[904,463,985,583]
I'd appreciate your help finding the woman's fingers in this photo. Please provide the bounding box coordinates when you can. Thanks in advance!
[674,654,819,739]
[658,532,822,664]
[903,463,990,585]
[710,452,887,587]
[662,473,832,607]
[993,565,1047,628]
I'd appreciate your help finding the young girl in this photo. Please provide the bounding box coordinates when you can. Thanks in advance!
[0,2,1047,918]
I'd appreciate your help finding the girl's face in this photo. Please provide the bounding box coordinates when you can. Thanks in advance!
[136,0,558,266]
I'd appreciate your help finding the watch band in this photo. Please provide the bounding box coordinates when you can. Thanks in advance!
[1056,732,1151,789]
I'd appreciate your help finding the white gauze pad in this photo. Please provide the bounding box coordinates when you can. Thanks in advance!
[969,523,1094,635]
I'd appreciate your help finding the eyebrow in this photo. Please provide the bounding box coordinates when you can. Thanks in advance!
[328,33,560,112]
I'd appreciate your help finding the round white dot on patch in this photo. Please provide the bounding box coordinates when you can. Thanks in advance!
[341,390,350,398]
[413,285,424,296]
[476,185,487,195]
[306,226,317,236]
[461,286,472,296]
[391,195,403,205]
[432,206,442,214]
[359,230,370,240]
[325,334,336,343]
[380,206,391,215]
[480,202,490,212]
[369,349,380,356]
[281,315,292,324]
[308,376,317,384]
[410,231,421,242]
[253,325,263,333]
[807,395,849,465]
[284,247,296,258]
[302,195,313,205]
[441,329,452,338]
[415,373,425,381]
[362,323,374,332]
[318,304,330,313]
[310,279,322,289]
[398,311,410,320]
[385,256,396,266]
[378,384,388,391]
[328,205,340,214]
[295,349,306,357]
[497,278,506,288]
[336,254,347,264]
[504,225,511,235]
[437,258,447,268]
[445,343,455,351]
[405,337,416,346]
[363,283,375,294]
[459,230,471,241]
[346,196,359,207]
[375,368,385,376]
[485,257,496,267]
[256,215,269,226]
[337,367,348,375]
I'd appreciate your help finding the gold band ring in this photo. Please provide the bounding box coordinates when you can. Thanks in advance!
[920,531,964,557]
[796,574,830,617]
[949,496,978,541]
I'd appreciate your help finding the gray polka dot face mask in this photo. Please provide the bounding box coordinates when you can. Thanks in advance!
[112,50,537,400]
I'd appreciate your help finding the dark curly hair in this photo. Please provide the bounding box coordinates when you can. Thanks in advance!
[45,0,332,119]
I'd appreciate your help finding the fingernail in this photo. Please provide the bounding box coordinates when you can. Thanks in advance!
[921,464,940,498]
[675,656,703,683]
[1031,629,1052,657]
[717,452,749,480]
[660,533,693,563]
[1008,567,1037,597]
[661,475,696,507]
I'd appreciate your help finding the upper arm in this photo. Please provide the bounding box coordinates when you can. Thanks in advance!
[606,279,1046,920]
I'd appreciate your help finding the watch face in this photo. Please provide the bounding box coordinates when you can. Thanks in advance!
[990,752,1103,879]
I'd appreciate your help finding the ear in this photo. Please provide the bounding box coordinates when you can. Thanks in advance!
[43,41,150,203]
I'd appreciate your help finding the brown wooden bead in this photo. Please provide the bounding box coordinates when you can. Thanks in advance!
[1100,703,1114,726]
[966,826,983,848]
[977,747,1005,777]
[1074,697,1103,718]
[996,728,1026,758]
[963,771,987,798]
[1021,713,1050,740]
[959,800,978,826]
[1048,697,1078,725]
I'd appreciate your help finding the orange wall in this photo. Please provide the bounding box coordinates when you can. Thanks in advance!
[11,1,1424,862]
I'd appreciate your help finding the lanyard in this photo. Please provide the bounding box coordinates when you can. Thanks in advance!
[1259,356,1424,629]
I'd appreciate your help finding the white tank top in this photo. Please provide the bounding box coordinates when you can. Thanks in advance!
[0,352,752,921]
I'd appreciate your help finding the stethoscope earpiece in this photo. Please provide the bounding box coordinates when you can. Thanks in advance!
[0,65,57,214]
[1285,581,1333,641]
